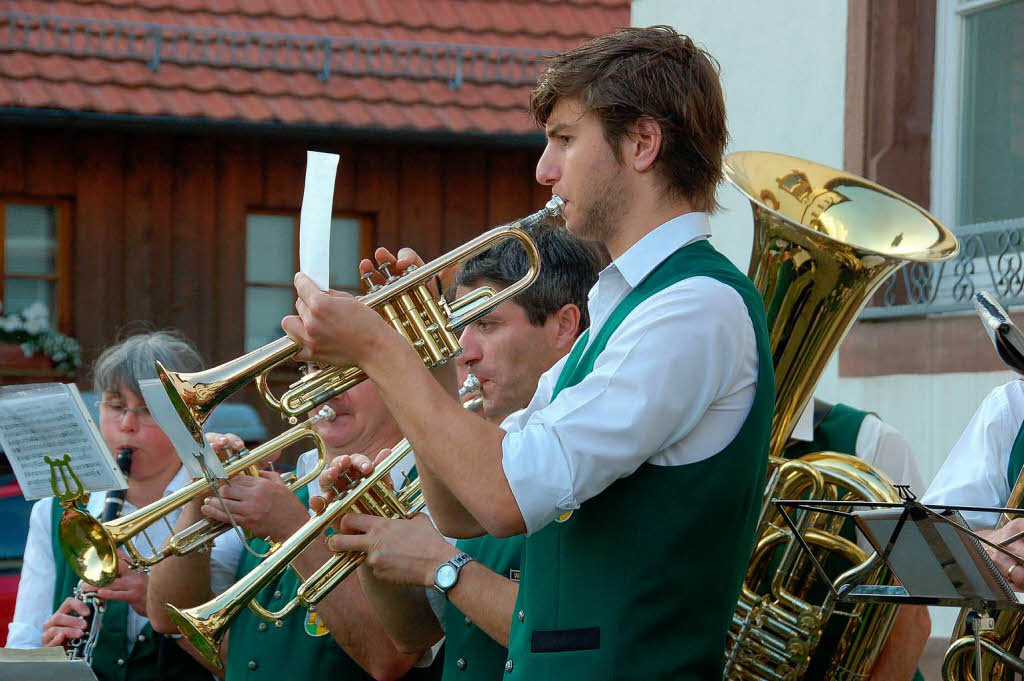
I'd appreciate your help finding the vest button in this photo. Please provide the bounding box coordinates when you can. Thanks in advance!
[116,658,125,666]
[456,658,466,670]
[273,590,282,599]
[258,622,268,632]
[248,660,258,671]
[138,634,146,642]
[517,610,524,622]
[505,659,513,673]
[464,615,472,626]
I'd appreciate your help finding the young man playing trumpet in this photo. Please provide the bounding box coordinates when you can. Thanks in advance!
[316,223,605,680]
[146,382,438,680]
[284,26,775,680]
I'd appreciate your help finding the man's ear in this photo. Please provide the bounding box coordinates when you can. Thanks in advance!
[551,304,583,353]
[626,116,663,173]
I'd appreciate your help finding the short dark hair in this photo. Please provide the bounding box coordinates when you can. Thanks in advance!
[530,25,727,212]
[454,220,607,335]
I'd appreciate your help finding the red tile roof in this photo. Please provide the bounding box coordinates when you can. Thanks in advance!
[0,1,630,140]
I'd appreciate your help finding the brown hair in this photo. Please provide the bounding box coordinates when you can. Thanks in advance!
[530,26,728,213]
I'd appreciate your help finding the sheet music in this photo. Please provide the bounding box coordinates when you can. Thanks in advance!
[299,150,339,291]
[0,383,126,500]
[138,378,225,480]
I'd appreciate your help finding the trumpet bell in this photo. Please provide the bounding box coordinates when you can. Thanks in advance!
[58,507,119,587]
[166,603,228,670]
[725,151,959,459]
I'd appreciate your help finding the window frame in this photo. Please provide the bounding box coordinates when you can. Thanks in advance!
[931,0,1024,228]
[0,196,73,333]
[243,208,375,351]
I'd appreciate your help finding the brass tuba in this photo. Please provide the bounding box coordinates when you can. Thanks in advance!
[157,197,562,445]
[722,152,958,680]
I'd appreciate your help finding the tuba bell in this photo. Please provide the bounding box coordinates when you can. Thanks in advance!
[722,151,958,680]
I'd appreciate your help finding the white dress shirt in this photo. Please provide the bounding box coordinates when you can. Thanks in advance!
[923,379,1024,529]
[500,212,760,534]
[7,465,244,649]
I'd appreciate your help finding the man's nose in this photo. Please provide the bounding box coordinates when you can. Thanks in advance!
[536,143,559,186]
[457,329,483,367]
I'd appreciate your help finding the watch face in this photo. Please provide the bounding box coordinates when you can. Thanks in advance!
[436,564,458,590]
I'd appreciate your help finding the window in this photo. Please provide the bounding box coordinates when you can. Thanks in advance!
[244,213,372,351]
[0,199,71,331]
[933,0,1024,227]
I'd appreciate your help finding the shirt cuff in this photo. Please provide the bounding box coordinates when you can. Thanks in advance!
[501,426,578,535]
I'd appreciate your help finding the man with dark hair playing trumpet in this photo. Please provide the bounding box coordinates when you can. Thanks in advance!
[145,382,440,681]
[284,26,775,680]
[315,222,606,681]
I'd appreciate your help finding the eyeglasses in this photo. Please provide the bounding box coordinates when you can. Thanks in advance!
[96,400,155,425]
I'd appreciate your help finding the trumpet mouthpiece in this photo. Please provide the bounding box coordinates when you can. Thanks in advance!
[545,195,565,217]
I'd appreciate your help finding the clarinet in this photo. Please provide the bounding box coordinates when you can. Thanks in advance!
[68,448,133,664]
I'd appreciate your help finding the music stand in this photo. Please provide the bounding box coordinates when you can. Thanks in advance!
[0,648,99,681]
[771,493,1024,681]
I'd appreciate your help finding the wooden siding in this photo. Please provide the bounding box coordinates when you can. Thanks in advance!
[0,125,545,428]
[0,126,544,364]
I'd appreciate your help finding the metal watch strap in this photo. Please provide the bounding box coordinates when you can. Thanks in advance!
[434,552,474,597]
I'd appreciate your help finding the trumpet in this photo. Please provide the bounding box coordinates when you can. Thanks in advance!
[165,438,424,669]
[157,196,563,445]
[59,407,336,587]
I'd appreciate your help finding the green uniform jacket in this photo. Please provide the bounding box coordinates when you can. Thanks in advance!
[505,239,775,680]
[50,500,211,681]
[440,535,525,680]
[226,486,442,681]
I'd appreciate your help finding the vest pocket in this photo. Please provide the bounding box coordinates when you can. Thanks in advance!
[530,627,600,653]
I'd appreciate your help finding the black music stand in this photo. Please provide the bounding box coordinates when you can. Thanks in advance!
[771,492,1024,681]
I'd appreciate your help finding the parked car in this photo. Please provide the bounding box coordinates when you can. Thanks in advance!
[0,392,267,645]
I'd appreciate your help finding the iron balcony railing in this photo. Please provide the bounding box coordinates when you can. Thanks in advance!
[861,217,1024,319]
[0,11,551,89]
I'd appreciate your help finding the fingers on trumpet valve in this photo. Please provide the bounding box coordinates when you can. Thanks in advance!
[310,453,377,513]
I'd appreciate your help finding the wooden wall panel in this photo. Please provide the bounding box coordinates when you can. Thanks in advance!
[24,128,75,197]
[73,134,125,361]
[169,136,218,353]
[398,148,443,259]
[262,140,307,210]
[486,149,535,226]
[440,147,488,252]
[0,129,26,195]
[354,145,400,247]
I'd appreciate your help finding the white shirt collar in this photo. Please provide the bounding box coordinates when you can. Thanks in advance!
[609,212,712,288]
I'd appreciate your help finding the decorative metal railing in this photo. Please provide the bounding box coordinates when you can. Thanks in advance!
[0,11,550,89]
[861,217,1024,319]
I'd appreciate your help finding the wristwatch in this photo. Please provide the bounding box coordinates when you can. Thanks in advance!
[433,552,474,597]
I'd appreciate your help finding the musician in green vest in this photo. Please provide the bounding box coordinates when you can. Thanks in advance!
[311,222,605,681]
[145,380,440,681]
[786,398,930,681]
[8,331,225,681]
[926,379,1024,584]
[285,26,774,680]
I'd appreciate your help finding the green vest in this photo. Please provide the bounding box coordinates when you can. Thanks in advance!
[784,402,869,459]
[505,239,775,681]
[441,535,525,680]
[226,487,442,681]
[1006,416,1024,490]
[49,500,211,681]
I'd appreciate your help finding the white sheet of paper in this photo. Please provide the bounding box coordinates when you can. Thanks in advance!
[0,383,126,500]
[299,151,339,291]
[139,379,225,480]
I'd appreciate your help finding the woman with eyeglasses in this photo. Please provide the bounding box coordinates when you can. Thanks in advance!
[7,330,240,681]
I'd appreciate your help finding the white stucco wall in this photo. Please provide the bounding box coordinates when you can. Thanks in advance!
[633,0,1019,650]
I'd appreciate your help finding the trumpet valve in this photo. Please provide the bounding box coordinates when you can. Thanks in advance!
[360,270,381,293]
